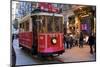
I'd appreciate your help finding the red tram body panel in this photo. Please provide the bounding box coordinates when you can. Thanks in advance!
[19,32,33,49]
[38,33,64,53]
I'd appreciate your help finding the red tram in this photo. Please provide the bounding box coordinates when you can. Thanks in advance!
[19,10,65,56]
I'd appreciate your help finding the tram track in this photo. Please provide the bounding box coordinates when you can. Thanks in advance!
[22,47,64,63]
[32,55,64,64]
[17,46,64,65]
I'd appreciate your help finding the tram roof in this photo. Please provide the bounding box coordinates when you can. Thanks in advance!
[19,12,63,23]
[31,12,63,17]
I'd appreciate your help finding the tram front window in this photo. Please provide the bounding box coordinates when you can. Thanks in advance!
[35,15,63,33]
[47,16,63,33]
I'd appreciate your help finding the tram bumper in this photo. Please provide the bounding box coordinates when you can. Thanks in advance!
[38,49,65,56]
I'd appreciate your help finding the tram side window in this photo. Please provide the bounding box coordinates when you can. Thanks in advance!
[47,16,53,32]
[25,21,29,31]
[37,16,47,33]
[19,23,24,32]
[32,16,37,32]
[54,17,59,32]
[41,16,47,33]
[20,21,29,32]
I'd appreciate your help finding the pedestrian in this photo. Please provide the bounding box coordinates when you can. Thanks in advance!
[64,35,66,48]
[73,34,77,47]
[75,33,79,46]
[75,36,79,46]
[12,46,16,67]
[65,34,70,48]
[84,35,89,45]
[69,34,73,49]
[12,34,14,43]
[11,34,16,67]
[79,32,84,48]
[88,33,95,54]
[94,33,96,53]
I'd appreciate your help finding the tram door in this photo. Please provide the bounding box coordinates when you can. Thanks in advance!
[31,15,40,54]
[31,15,47,54]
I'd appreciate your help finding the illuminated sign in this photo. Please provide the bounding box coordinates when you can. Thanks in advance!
[38,3,59,13]
[81,24,87,30]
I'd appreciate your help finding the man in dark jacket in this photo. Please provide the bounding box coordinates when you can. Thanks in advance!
[88,33,95,54]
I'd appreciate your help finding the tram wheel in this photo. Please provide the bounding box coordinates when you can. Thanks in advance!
[52,54,60,57]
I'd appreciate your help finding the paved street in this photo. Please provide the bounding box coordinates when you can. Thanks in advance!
[13,39,40,65]
[57,44,96,62]
[13,39,96,66]
[13,39,61,66]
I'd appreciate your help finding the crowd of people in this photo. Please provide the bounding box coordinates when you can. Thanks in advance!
[64,31,96,54]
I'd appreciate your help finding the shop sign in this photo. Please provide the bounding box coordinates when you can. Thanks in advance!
[81,24,87,30]
[38,3,59,13]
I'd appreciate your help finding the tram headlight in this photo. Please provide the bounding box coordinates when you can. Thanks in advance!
[51,37,57,44]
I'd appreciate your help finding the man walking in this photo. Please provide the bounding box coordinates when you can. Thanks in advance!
[88,33,95,54]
